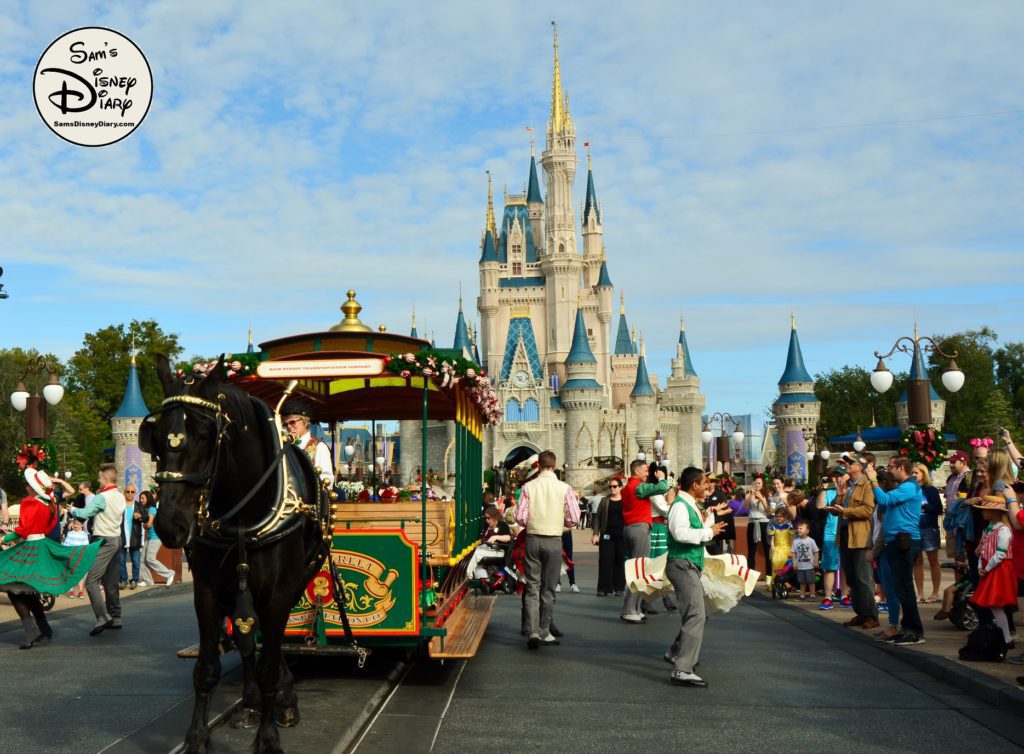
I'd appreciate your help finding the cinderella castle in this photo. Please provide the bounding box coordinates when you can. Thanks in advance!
[433,27,706,491]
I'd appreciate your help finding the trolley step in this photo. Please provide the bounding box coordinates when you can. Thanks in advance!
[429,593,496,659]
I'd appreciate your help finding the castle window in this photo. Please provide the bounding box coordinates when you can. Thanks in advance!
[512,262,522,275]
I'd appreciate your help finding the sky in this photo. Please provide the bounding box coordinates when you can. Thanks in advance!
[1,1,1022,427]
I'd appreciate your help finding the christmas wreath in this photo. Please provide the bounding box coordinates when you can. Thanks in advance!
[177,352,262,380]
[898,426,948,471]
[14,442,58,475]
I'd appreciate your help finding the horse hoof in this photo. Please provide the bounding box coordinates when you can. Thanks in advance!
[231,706,261,729]
[275,705,300,728]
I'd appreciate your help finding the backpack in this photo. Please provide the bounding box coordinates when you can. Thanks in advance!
[958,623,1007,662]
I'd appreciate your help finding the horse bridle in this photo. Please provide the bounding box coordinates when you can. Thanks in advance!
[142,392,234,532]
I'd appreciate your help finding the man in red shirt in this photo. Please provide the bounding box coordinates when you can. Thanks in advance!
[621,459,669,623]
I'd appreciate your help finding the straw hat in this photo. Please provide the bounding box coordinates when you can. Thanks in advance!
[970,495,1007,511]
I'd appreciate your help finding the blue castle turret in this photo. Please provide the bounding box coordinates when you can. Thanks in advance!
[771,315,820,483]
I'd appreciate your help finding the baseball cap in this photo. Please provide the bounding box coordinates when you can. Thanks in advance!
[947,450,969,464]
[831,464,847,475]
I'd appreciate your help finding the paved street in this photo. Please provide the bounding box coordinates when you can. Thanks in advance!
[3,538,1023,753]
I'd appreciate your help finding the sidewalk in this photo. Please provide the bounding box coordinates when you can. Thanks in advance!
[762,562,1024,709]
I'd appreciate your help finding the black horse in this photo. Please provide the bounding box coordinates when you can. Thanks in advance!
[146,355,330,754]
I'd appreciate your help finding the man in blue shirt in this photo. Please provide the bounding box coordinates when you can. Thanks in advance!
[867,456,924,645]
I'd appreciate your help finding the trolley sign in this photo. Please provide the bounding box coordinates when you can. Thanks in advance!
[256,358,386,379]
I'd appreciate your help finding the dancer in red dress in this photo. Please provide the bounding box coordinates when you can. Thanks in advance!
[0,468,100,648]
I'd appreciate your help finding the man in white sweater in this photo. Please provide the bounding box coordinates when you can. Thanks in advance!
[515,450,580,650]
[71,464,127,635]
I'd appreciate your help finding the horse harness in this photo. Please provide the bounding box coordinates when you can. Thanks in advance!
[141,391,363,662]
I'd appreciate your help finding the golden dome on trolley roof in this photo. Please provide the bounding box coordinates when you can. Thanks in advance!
[330,289,373,333]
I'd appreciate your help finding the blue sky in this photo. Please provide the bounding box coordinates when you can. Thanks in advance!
[1,1,1022,427]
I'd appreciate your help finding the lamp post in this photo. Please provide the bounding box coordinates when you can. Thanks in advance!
[343,441,355,482]
[702,412,744,476]
[871,325,964,425]
[853,426,866,453]
[10,356,64,439]
[802,427,830,484]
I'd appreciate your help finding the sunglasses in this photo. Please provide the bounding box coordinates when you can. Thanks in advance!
[284,418,305,426]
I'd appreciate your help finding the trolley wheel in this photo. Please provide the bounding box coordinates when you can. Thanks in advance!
[40,593,56,612]
[500,577,517,594]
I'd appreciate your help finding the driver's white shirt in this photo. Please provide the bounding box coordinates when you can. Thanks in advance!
[296,432,334,483]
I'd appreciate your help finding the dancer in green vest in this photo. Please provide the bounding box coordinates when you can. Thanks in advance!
[665,466,724,687]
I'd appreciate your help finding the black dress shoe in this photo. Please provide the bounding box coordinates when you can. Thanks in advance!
[671,674,708,688]
[18,638,38,650]
[643,606,660,615]
[549,626,564,638]
[596,591,608,597]
[527,636,540,650]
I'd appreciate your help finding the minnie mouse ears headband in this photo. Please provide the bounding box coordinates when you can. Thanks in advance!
[970,438,994,448]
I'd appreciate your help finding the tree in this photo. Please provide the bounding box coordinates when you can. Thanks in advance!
[813,366,907,439]
[925,328,998,443]
[993,341,1024,424]
[64,320,183,423]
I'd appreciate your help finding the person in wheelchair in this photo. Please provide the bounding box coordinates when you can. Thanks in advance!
[467,506,513,580]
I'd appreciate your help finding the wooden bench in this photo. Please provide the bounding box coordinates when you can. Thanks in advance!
[429,593,496,659]
[332,501,454,564]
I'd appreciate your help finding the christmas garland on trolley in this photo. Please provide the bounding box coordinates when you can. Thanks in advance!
[898,426,948,471]
[386,349,502,424]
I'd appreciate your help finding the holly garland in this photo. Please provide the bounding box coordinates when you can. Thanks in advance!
[898,425,948,471]
[177,352,262,380]
[14,442,58,475]
[386,349,502,424]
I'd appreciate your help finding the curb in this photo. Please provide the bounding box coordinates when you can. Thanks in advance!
[753,593,1024,719]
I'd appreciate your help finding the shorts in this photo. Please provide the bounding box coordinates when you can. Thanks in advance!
[920,527,940,552]
[796,569,816,585]
[821,541,839,572]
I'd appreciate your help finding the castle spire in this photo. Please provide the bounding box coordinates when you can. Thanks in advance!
[565,307,596,364]
[631,337,655,398]
[678,311,698,377]
[247,324,255,354]
[485,171,496,235]
[114,353,150,419]
[527,152,543,203]
[583,148,601,225]
[549,22,571,134]
[410,304,418,338]
[778,317,813,385]
[613,293,632,355]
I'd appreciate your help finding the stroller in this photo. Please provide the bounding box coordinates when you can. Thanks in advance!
[940,561,978,631]
[771,560,800,600]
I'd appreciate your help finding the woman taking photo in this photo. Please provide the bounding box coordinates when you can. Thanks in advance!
[592,478,626,596]
[745,476,771,574]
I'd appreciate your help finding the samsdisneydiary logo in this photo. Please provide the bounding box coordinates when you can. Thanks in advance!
[33,27,152,147]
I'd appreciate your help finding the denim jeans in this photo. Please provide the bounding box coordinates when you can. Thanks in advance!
[884,539,923,635]
[119,548,141,582]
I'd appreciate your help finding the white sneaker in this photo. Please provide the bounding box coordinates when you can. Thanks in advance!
[165,573,175,588]
[136,581,149,588]
[570,584,580,593]
[555,583,561,593]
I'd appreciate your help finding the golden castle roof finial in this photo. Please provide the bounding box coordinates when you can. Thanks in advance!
[619,291,625,315]
[680,309,685,332]
[485,171,496,235]
[550,22,571,134]
[587,142,592,171]
[411,302,416,329]
[330,289,372,333]
[791,310,796,330]
[639,332,646,358]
